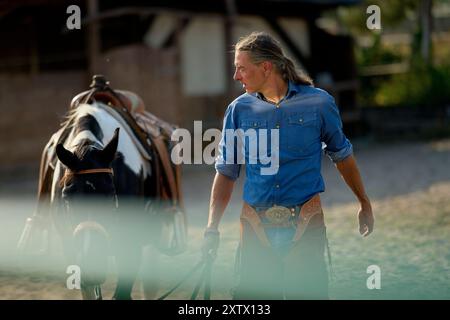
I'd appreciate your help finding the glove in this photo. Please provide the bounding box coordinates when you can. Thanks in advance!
[201,228,220,261]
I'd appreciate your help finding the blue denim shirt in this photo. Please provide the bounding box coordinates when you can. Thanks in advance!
[215,81,353,208]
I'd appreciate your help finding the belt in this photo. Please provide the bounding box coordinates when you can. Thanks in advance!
[241,194,323,247]
[251,204,302,227]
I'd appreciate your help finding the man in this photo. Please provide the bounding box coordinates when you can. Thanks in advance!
[202,32,374,299]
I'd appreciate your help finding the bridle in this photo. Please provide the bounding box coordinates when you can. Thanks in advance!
[60,168,114,187]
[74,168,114,176]
[61,167,118,210]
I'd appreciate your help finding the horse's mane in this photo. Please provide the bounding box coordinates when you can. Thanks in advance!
[60,106,83,131]
[59,103,103,188]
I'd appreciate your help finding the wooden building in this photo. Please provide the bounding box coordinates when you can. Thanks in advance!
[0,0,361,168]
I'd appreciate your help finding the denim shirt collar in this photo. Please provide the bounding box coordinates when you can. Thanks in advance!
[253,81,300,103]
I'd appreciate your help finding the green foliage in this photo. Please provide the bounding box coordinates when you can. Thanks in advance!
[357,34,404,66]
[338,0,450,107]
[375,63,450,107]
[356,35,407,107]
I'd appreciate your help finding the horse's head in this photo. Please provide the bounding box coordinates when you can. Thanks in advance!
[56,128,120,289]
[56,128,120,211]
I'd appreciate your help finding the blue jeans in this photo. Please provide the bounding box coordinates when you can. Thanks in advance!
[257,205,302,256]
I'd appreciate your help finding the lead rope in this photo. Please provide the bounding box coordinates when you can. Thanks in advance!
[325,230,334,282]
[190,259,210,300]
[157,259,205,300]
[203,258,213,300]
[157,255,214,300]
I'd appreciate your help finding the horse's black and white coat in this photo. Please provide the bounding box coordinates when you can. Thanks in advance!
[52,103,152,197]
[50,102,160,300]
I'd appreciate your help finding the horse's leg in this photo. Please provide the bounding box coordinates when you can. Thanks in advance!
[73,223,109,285]
[141,244,161,300]
[94,285,103,300]
[112,242,142,300]
[81,284,102,300]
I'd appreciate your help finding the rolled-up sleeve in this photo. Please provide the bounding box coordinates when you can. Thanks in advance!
[320,95,353,163]
[215,104,241,180]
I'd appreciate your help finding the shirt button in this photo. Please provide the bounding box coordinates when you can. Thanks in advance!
[275,124,280,129]
[299,118,303,123]
[276,104,280,109]
[275,184,280,188]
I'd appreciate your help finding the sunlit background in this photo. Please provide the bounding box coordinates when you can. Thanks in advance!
[0,0,449,299]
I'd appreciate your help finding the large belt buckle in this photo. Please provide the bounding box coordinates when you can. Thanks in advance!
[265,205,291,224]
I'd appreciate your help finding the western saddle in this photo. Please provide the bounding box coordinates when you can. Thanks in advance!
[36,74,184,224]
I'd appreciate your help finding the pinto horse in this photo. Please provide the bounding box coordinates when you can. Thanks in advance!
[50,102,165,299]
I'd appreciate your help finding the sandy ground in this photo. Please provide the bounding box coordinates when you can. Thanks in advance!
[0,138,449,299]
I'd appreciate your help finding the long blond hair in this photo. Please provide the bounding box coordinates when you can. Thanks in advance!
[235,32,313,86]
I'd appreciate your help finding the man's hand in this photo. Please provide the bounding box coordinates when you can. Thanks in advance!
[201,229,220,261]
[358,201,374,237]
[334,155,374,237]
